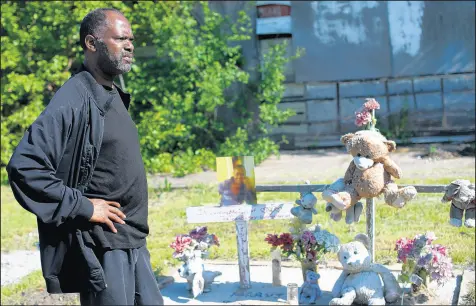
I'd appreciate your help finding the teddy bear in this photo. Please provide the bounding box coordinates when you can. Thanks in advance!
[441,179,475,228]
[178,250,222,298]
[299,270,322,304]
[330,234,401,305]
[291,182,318,224]
[323,130,417,213]
[323,178,364,224]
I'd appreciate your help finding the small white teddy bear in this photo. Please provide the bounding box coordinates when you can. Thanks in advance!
[291,181,318,224]
[330,234,401,306]
[299,270,322,304]
[178,250,222,298]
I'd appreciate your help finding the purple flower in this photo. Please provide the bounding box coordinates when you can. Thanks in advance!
[396,233,453,287]
[189,226,208,241]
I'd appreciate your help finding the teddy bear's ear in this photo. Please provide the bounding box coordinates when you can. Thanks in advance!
[354,233,370,250]
[385,140,397,152]
[340,133,354,145]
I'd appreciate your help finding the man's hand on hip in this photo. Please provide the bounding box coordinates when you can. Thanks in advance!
[88,199,126,233]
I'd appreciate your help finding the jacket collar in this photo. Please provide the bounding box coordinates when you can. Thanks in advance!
[72,64,131,112]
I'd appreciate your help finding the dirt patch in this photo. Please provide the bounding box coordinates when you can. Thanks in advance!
[2,289,79,305]
[417,143,475,160]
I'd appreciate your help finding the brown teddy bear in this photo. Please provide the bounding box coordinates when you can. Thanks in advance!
[323,130,417,211]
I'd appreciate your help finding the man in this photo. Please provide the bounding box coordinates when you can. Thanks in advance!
[7,8,164,305]
[218,165,257,206]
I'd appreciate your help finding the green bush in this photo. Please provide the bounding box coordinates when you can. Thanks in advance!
[1,1,302,181]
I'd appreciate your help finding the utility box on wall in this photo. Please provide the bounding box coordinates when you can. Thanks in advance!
[256,1,294,82]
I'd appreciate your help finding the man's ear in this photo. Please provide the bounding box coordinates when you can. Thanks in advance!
[341,133,354,145]
[385,140,397,152]
[84,34,97,52]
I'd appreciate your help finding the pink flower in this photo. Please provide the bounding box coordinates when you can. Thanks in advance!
[395,238,415,263]
[425,232,437,244]
[436,245,447,256]
[363,98,380,110]
[279,233,294,251]
[170,235,192,254]
[306,250,317,261]
[265,234,282,247]
[355,110,372,126]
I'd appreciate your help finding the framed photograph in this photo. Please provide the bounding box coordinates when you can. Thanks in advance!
[216,156,257,206]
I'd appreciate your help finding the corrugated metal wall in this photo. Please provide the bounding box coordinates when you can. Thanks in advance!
[216,1,475,147]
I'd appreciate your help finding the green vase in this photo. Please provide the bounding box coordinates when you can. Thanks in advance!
[412,268,429,293]
[300,259,317,282]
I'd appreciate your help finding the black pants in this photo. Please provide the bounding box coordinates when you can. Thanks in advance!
[80,245,164,305]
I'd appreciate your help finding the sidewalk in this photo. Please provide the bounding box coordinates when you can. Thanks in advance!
[161,260,464,305]
[147,148,476,189]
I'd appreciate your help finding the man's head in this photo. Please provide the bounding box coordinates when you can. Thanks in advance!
[80,8,134,76]
[233,165,246,184]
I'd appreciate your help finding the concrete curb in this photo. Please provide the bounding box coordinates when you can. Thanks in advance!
[457,269,475,305]
[203,259,403,272]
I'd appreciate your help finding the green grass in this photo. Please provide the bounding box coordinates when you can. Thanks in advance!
[1,178,475,303]
[1,186,38,252]
[1,271,45,305]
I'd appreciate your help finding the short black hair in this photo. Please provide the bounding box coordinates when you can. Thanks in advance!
[79,8,124,50]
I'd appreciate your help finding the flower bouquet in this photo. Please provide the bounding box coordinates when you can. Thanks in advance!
[169,226,220,261]
[395,232,453,293]
[265,221,340,280]
[355,98,380,131]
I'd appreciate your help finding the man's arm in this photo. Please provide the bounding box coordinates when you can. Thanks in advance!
[7,105,124,230]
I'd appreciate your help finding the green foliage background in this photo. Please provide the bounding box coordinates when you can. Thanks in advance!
[1,0,302,182]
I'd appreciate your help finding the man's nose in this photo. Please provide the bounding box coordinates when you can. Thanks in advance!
[125,40,134,53]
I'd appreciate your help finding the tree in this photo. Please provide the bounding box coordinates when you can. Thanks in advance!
[1,1,302,182]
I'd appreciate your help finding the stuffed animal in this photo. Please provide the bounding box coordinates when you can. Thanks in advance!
[330,234,401,305]
[178,250,222,298]
[291,181,318,224]
[299,270,322,304]
[323,130,417,212]
[323,178,364,224]
[441,179,475,228]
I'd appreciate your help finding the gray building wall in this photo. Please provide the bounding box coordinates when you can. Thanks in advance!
[219,1,475,148]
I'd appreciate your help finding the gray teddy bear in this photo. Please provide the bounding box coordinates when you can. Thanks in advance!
[441,179,475,228]
[322,178,363,224]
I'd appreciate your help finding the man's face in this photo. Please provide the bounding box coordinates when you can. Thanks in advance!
[95,12,134,75]
[234,168,245,184]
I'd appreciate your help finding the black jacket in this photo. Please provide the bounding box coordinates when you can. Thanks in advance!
[7,65,131,293]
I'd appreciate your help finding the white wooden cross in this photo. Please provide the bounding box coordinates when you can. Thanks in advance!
[186,203,295,289]
[186,184,445,289]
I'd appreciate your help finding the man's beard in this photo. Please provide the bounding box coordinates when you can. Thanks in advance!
[96,40,132,75]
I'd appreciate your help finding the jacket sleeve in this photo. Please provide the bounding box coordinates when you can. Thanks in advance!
[6,106,94,227]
